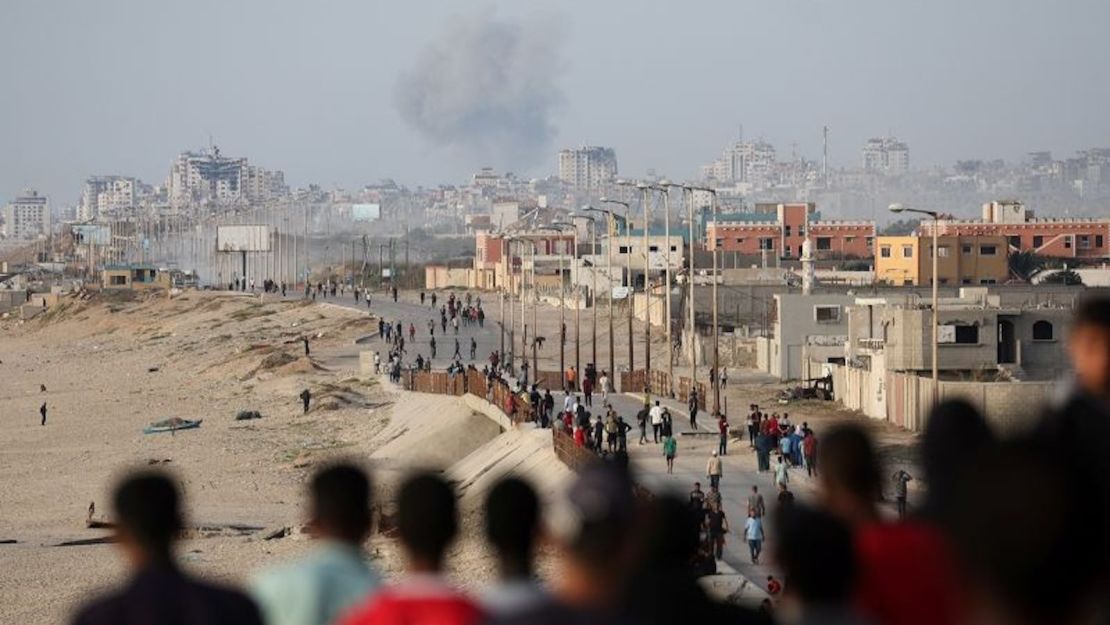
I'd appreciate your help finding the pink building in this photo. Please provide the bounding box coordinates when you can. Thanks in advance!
[707,202,875,259]
[920,201,1110,259]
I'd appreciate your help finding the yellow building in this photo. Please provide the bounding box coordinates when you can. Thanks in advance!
[876,235,1009,286]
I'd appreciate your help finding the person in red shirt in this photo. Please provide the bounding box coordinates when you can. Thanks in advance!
[573,425,586,448]
[340,473,482,625]
[818,425,962,625]
[765,575,782,598]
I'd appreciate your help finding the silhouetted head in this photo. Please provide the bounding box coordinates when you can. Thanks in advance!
[818,424,881,525]
[310,463,373,544]
[774,504,856,606]
[484,477,540,579]
[922,399,995,523]
[398,472,457,572]
[113,471,183,567]
[1068,296,1110,399]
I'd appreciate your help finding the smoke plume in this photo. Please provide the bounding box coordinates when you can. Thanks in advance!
[394,10,566,170]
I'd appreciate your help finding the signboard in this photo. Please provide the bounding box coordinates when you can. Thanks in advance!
[612,286,631,300]
[381,268,393,278]
[72,224,111,245]
[352,203,381,222]
[216,225,271,252]
[937,325,956,344]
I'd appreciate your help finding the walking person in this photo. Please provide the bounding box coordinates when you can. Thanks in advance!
[637,403,650,445]
[480,478,545,618]
[803,429,819,477]
[40,401,47,426]
[430,337,437,359]
[892,469,913,519]
[717,413,730,456]
[299,389,311,414]
[469,337,477,360]
[598,371,609,403]
[747,485,766,518]
[453,338,461,361]
[650,401,663,443]
[745,510,765,564]
[688,389,699,429]
[704,501,729,560]
[706,450,723,489]
[663,433,677,474]
[775,454,790,490]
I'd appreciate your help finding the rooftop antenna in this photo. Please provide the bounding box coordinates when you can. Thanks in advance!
[822,125,830,188]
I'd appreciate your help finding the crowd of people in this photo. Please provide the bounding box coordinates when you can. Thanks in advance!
[72,462,776,625]
[119,286,1110,625]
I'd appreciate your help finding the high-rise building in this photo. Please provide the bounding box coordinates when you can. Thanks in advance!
[861,137,910,174]
[80,176,140,221]
[167,146,286,208]
[2,189,51,240]
[558,146,618,192]
[701,140,777,186]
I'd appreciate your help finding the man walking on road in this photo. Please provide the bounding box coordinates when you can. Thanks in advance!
[469,337,477,360]
[636,403,650,445]
[744,510,764,564]
[453,339,461,360]
[649,401,663,443]
[718,413,730,455]
[747,485,766,518]
[430,337,437,358]
[688,389,699,429]
[300,389,311,414]
[706,451,723,489]
[892,469,913,519]
[40,402,47,426]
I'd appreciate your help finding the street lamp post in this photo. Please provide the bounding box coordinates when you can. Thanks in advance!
[596,201,626,383]
[890,203,940,406]
[649,183,675,397]
[687,185,721,413]
[602,198,632,382]
[576,211,600,373]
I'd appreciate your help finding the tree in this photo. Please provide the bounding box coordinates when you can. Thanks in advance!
[1040,269,1083,286]
[1007,250,1045,283]
[880,219,921,236]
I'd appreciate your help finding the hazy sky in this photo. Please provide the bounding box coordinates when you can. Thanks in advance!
[2,0,1109,204]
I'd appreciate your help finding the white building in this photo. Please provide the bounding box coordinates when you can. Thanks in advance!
[861,137,910,175]
[167,147,286,208]
[701,140,777,187]
[2,189,51,240]
[80,176,141,220]
[558,146,618,192]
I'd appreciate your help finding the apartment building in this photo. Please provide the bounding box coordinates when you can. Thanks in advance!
[918,200,1110,259]
[875,235,1009,285]
[2,189,50,240]
[706,202,875,259]
[557,146,618,192]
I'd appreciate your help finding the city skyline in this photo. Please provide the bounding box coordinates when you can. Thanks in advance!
[3,0,1110,203]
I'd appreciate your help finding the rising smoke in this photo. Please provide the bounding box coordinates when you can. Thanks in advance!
[394,10,567,170]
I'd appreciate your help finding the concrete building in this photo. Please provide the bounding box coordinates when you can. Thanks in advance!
[762,293,855,381]
[2,189,50,240]
[557,146,618,193]
[168,147,286,207]
[101,264,172,290]
[875,235,1010,286]
[80,176,144,220]
[918,200,1110,259]
[861,136,910,174]
[701,140,777,187]
[707,202,875,259]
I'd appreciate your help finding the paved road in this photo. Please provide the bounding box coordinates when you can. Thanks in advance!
[305,288,797,592]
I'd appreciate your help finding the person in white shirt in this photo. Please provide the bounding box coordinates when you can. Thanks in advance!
[649,401,664,443]
[598,373,610,402]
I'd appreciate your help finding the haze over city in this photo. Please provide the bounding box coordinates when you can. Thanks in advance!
[3,3,1110,625]
[3,0,1110,201]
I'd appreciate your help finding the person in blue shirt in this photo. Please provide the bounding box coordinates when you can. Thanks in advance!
[251,464,381,625]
